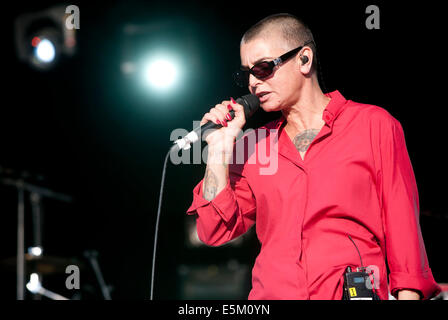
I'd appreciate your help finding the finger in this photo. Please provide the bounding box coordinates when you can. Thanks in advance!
[230,97,245,119]
[200,113,221,126]
[210,106,228,126]
[230,97,244,111]
[216,102,233,121]
[214,104,230,118]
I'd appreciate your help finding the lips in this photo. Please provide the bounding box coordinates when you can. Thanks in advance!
[256,91,270,97]
[256,91,271,102]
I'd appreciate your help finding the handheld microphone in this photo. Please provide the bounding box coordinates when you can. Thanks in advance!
[152,94,259,299]
[172,94,260,151]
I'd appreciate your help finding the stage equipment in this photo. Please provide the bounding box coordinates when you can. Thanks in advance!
[150,94,259,300]
[0,174,72,299]
[177,261,250,299]
[14,4,77,70]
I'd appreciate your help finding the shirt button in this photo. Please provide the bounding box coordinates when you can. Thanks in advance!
[324,113,331,123]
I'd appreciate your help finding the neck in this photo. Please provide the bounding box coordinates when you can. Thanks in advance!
[281,78,330,133]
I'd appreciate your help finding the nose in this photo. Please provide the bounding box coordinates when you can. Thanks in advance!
[248,73,261,90]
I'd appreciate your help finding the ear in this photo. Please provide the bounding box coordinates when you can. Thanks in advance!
[298,46,313,74]
[300,56,309,64]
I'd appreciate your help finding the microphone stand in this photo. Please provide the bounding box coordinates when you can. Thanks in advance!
[26,273,69,300]
[0,177,73,300]
[84,250,111,300]
[17,181,25,300]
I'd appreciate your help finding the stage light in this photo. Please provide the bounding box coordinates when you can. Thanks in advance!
[35,38,56,63]
[27,30,60,70]
[28,246,43,257]
[144,58,179,90]
[31,36,40,47]
[26,272,70,300]
[14,5,77,71]
[26,273,42,294]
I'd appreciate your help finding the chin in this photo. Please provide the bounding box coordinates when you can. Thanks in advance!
[261,101,282,112]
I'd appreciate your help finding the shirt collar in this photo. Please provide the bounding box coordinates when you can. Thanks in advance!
[274,90,347,129]
[321,90,347,126]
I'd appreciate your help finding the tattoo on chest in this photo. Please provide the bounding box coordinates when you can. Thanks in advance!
[292,129,320,152]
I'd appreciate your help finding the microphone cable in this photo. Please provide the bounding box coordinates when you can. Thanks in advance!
[149,94,258,299]
[150,147,172,300]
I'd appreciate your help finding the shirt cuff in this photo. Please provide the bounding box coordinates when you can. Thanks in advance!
[186,179,237,223]
[389,269,441,300]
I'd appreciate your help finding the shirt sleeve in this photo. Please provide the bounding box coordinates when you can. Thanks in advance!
[186,160,256,247]
[378,115,441,299]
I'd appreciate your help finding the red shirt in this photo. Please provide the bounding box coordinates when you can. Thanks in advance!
[186,90,441,300]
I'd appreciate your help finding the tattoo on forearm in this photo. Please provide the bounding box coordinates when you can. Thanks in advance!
[203,167,218,201]
[292,129,320,152]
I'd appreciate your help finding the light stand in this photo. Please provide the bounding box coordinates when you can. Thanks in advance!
[0,177,72,300]
[26,273,69,300]
[84,250,112,300]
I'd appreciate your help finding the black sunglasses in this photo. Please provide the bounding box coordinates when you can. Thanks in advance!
[233,41,314,88]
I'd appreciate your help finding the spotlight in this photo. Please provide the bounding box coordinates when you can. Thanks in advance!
[25,27,61,70]
[28,246,43,257]
[14,5,77,71]
[26,273,42,294]
[26,273,69,300]
[144,58,179,90]
[120,21,203,100]
[35,39,56,63]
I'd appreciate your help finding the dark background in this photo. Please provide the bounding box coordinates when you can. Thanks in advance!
[1,0,446,299]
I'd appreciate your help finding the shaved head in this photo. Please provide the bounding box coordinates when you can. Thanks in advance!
[241,13,317,69]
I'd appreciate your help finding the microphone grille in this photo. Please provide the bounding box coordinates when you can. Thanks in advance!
[236,94,260,120]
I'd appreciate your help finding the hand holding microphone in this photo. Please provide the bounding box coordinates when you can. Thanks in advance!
[199,97,247,146]
[172,94,259,152]
[155,94,259,301]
